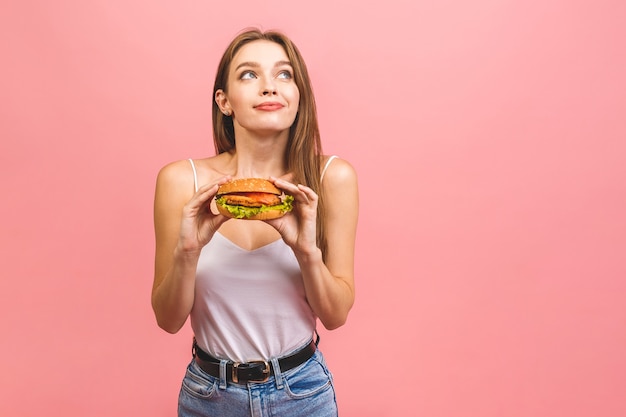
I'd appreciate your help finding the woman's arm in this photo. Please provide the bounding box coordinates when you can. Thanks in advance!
[270,158,358,330]
[151,161,229,333]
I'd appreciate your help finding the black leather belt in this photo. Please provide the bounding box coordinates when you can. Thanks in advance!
[193,339,317,384]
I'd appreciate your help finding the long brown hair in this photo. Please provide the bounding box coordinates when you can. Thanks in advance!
[212,28,328,259]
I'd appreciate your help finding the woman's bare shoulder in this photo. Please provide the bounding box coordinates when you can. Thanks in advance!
[157,159,194,187]
[153,160,197,209]
[322,155,358,188]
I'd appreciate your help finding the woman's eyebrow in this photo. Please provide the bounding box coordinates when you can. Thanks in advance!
[234,60,292,71]
[235,61,260,71]
[274,60,292,68]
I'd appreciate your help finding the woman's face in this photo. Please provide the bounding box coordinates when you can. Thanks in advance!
[217,40,300,137]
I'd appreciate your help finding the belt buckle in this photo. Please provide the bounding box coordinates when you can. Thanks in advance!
[232,361,270,383]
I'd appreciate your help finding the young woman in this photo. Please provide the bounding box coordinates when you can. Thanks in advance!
[151,28,358,416]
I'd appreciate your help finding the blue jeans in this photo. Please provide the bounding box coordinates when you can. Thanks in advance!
[178,347,338,417]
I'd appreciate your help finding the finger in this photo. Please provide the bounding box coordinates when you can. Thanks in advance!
[188,185,218,212]
[196,175,232,195]
[185,178,231,216]
[270,177,307,199]
[193,176,232,202]
[295,184,319,205]
[297,183,317,198]
[296,187,310,204]
[269,178,318,207]
[289,187,310,205]
[268,176,295,192]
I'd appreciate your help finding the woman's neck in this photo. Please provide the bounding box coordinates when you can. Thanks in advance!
[226,130,289,178]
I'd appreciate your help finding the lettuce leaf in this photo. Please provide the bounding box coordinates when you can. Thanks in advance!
[216,195,294,219]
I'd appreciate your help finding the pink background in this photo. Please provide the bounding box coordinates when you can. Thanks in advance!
[2,1,625,416]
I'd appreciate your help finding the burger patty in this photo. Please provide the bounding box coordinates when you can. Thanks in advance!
[220,192,281,207]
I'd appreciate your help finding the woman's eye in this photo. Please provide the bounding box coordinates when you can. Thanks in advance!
[240,71,256,80]
[277,70,293,80]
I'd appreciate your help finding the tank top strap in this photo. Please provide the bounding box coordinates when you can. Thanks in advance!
[321,155,338,183]
[188,158,199,193]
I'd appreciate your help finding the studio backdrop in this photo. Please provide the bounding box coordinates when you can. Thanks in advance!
[1,1,625,416]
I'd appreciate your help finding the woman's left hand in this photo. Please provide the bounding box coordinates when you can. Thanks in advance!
[265,177,319,255]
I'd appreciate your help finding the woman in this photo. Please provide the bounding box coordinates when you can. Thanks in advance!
[152,28,358,416]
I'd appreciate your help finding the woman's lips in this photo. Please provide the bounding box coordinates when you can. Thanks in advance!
[254,102,284,111]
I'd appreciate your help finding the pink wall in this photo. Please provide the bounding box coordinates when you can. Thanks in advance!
[1,1,625,416]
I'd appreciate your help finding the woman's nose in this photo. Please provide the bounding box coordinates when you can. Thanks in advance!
[261,78,278,95]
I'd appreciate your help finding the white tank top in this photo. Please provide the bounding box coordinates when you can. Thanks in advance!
[189,156,338,362]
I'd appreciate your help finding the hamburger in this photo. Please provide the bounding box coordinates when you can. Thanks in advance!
[215,178,294,220]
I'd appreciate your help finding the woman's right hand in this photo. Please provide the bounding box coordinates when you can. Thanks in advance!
[177,177,231,254]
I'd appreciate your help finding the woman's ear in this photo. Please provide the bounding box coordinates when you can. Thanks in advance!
[215,89,232,116]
